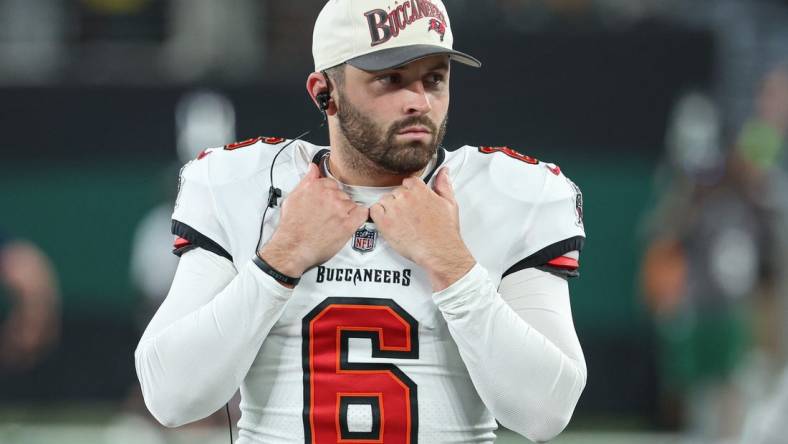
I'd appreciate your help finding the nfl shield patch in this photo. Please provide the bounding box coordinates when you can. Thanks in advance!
[353,226,377,253]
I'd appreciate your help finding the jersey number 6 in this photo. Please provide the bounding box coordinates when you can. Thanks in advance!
[302,297,419,444]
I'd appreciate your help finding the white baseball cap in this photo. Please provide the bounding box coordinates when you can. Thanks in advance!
[312,0,481,72]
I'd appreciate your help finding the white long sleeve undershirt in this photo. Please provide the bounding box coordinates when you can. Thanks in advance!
[433,263,586,443]
[135,250,293,427]
[135,249,586,442]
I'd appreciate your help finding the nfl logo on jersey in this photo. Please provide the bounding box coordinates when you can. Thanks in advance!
[352,226,377,253]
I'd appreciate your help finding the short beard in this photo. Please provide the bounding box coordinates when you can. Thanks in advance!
[336,89,448,176]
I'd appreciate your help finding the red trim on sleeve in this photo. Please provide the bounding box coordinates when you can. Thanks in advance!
[196,149,212,160]
[174,237,192,249]
[546,256,579,270]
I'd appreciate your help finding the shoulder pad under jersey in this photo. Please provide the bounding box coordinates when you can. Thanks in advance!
[461,146,585,277]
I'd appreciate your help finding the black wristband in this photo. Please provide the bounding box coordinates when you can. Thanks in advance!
[252,253,301,286]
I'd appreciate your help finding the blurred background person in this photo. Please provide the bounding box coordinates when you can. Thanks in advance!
[737,62,788,444]
[0,229,60,372]
[641,63,787,442]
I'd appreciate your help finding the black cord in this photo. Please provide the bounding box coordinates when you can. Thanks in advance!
[254,122,326,253]
[225,403,233,444]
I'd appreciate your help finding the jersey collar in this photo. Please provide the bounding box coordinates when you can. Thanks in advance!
[310,147,447,185]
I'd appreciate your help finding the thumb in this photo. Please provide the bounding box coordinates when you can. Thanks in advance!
[433,167,455,202]
[303,162,320,182]
[350,205,370,227]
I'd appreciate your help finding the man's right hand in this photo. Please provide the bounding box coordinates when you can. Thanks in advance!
[258,163,368,280]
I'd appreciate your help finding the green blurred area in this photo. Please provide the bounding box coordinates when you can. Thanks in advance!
[0,152,654,335]
[0,161,165,318]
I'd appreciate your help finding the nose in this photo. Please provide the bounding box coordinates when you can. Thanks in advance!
[402,81,432,116]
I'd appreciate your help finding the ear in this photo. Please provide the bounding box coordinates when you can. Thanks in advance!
[306,72,337,116]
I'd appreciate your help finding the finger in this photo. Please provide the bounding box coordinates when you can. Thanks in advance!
[402,176,425,190]
[433,167,455,202]
[377,194,396,210]
[336,198,358,214]
[295,163,320,192]
[317,177,341,190]
[327,188,352,201]
[303,162,320,182]
[348,205,369,227]
[391,187,407,200]
[369,203,385,222]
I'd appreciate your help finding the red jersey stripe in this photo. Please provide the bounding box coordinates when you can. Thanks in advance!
[546,256,579,270]
[174,237,191,249]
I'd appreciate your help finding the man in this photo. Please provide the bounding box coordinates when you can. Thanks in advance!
[135,1,587,443]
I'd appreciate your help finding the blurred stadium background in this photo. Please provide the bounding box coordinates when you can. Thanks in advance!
[1,0,788,443]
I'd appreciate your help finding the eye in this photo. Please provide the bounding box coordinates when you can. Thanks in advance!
[425,73,445,88]
[376,73,402,85]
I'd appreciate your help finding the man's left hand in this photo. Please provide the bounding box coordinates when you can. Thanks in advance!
[370,168,476,292]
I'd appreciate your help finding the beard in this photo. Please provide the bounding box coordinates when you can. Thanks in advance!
[336,90,448,175]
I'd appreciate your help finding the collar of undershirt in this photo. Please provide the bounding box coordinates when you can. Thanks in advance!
[309,147,446,217]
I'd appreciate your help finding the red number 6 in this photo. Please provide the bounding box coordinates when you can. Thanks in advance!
[302,297,419,444]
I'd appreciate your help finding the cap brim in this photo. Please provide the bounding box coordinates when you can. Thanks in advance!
[346,44,481,71]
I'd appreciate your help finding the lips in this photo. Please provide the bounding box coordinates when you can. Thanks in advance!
[397,126,431,135]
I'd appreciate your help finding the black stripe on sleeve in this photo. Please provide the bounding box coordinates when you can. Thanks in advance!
[171,219,233,262]
[536,265,580,279]
[503,236,585,279]
[173,243,198,257]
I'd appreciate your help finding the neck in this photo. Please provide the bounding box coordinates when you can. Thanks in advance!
[327,147,427,187]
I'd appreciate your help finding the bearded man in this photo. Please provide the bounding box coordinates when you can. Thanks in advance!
[135,1,587,443]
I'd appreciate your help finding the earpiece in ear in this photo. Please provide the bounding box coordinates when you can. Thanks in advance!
[316,91,330,111]
[316,91,330,121]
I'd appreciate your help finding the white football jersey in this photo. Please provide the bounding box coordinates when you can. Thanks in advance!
[170,137,585,443]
